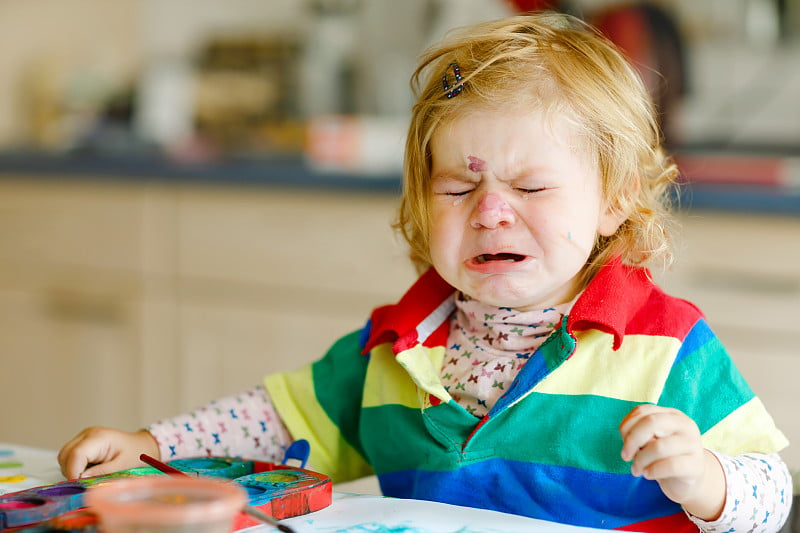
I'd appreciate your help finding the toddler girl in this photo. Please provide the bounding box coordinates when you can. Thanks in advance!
[59,13,790,532]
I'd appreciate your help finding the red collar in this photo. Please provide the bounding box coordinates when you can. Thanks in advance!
[364,257,657,354]
[363,268,455,354]
[567,257,655,350]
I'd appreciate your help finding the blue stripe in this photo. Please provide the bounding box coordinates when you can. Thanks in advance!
[490,321,574,414]
[377,458,680,529]
[358,319,372,351]
[671,317,710,367]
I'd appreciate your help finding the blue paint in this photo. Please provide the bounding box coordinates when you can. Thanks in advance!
[326,524,489,533]
[331,523,428,533]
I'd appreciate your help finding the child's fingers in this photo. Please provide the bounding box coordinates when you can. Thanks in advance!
[57,427,95,464]
[58,427,115,479]
[61,446,92,480]
[628,433,694,477]
[619,406,690,462]
[58,432,92,479]
[637,449,700,481]
[80,459,124,479]
[619,404,673,436]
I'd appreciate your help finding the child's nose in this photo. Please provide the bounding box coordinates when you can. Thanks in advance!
[471,192,516,229]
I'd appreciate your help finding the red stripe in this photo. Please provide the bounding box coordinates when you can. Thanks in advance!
[614,511,697,532]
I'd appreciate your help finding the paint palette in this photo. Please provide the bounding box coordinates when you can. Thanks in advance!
[0,453,331,532]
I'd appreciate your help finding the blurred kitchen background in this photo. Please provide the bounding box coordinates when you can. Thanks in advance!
[0,0,799,510]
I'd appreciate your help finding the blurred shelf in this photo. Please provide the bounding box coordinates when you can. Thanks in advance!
[1,149,800,214]
[0,150,402,194]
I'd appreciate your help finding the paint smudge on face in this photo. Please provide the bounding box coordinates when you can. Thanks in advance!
[467,156,486,173]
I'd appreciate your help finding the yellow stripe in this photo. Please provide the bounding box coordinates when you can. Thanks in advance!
[534,331,679,403]
[396,345,450,404]
[363,344,421,408]
[701,397,789,455]
[264,368,371,483]
[364,344,451,407]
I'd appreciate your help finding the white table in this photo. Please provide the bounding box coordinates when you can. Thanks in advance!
[1,443,610,532]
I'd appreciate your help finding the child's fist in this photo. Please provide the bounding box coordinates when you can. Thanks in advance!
[57,427,159,480]
[619,404,725,520]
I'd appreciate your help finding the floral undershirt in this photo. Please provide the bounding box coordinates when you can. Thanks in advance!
[148,294,792,532]
[440,291,574,417]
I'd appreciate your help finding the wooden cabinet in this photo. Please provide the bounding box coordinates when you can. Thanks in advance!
[172,186,416,409]
[0,178,796,474]
[0,179,178,448]
[0,179,415,449]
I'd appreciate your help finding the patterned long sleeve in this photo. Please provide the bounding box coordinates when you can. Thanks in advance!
[147,385,293,462]
[688,452,792,533]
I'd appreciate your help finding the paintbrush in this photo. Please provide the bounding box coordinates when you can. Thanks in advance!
[140,454,297,533]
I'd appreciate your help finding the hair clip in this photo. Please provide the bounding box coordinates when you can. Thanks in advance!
[442,62,464,99]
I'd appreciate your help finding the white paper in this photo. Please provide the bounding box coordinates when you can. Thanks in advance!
[277,493,612,533]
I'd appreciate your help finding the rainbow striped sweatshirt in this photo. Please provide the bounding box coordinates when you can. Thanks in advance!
[265,258,787,532]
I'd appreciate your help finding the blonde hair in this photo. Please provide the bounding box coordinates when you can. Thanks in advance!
[396,13,678,286]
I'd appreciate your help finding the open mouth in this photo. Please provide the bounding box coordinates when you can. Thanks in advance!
[475,253,526,263]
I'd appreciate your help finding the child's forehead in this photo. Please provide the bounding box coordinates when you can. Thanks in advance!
[432,103,588,151]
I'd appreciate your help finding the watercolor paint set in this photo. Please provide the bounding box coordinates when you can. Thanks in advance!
[0,442,331,532]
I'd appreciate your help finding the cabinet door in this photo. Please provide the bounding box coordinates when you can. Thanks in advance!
[0,179,178,448]
[0,285,141,448]
[174,186,417,410]
[176,297,371,410]
[175,187,416,299]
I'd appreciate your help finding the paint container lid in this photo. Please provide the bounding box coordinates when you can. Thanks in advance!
[85,476,246,532]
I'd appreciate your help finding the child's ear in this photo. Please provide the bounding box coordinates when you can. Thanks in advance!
[598,175,639,237]
[598,202,629,237]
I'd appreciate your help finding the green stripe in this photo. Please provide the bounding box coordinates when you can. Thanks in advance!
[475,392,634,474]
[360,404,464,474]
[312,329,370,459]
[658,333,754,434]
[542,316,577,371]
[361,393,637,475]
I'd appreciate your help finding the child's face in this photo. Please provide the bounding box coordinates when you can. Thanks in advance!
[428,106,625,311]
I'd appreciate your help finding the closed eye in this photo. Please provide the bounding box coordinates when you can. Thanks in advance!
[443,189,474,196]
[432,179,475,196]
[516,187,548,194]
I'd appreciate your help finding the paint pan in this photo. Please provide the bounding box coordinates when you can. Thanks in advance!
[86,476,246,533]
[1,451,331,530]
[167,457,252,479]
[0,494,66,529]
[234,469,331,520]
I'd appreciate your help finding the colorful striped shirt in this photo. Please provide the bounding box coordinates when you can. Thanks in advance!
[265,258,789,532]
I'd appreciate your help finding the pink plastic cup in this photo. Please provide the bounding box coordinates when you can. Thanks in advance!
[85,476,247,533]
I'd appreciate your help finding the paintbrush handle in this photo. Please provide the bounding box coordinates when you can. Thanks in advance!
[139,454,187,476]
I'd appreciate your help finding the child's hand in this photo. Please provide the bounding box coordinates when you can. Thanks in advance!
[619,404,726,521]
[57,427,160,480]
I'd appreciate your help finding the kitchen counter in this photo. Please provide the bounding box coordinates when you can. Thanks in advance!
[0,151,402,194]
[1,149,799,214]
